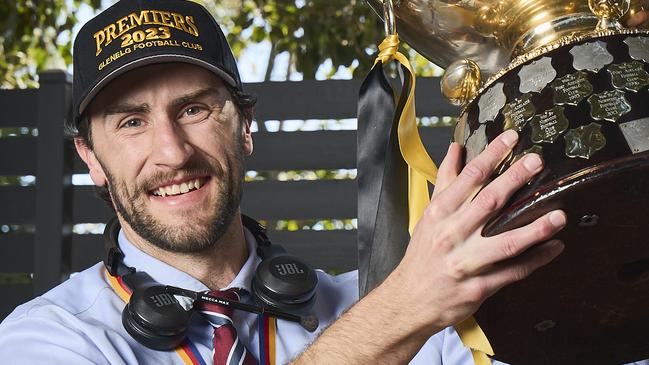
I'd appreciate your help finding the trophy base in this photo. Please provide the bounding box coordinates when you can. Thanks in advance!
[479,152,649,364]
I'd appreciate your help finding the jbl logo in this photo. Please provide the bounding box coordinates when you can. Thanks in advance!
[150,293,178,307]
[275,263,304,276]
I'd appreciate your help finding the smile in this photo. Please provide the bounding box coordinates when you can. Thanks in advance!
[151,177,208,197]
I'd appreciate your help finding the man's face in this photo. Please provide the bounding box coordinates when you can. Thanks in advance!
[77,63,253,252]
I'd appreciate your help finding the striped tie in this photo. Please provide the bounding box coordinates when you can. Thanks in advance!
[197,289,258,365]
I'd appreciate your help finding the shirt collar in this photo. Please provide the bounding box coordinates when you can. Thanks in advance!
[118,227,261,293]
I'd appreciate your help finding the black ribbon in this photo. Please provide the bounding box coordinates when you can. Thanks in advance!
[357,61,410,297]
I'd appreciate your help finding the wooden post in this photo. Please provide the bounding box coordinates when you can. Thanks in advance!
[33,70,73,295]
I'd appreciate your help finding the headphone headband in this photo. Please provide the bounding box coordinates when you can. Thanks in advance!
[103,217,130,277]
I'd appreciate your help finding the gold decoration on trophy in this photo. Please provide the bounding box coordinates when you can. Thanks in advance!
[589,0,632,29]
[368,0,648,76]
[474,1,508,39]
[441,59,482,107]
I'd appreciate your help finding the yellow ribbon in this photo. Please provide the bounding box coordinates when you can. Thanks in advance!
[456,316,495,364]
[373,35,494,365]
[375,35,437,234]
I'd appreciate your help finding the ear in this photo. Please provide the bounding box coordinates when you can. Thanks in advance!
[74,138,107,187]
[241,110,254,156]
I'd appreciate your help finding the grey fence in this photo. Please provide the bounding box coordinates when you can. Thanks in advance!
[0,70,458,319]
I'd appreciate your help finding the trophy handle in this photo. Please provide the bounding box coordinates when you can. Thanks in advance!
[382,0,396,36]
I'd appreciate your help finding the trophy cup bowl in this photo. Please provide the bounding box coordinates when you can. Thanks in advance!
[367,0,649,364]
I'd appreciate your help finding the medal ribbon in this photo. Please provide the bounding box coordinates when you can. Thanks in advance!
[105,268,276,365]
[370,35,494,364]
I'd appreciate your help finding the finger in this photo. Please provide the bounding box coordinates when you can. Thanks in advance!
[627,10,649,27]
[458,153,543,235]
[433,130,518,213]
[457,210,567,274]
[476,238,564,299]
[431,142,463,200]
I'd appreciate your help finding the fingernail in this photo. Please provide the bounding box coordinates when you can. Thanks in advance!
[523,153,542,171]
[501,130,518,147]
[549,211,567,228]
[447,142,455,153]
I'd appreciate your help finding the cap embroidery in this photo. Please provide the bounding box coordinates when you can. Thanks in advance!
[93,10,200,57]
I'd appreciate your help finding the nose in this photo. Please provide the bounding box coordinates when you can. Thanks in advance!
[150,118,194,169]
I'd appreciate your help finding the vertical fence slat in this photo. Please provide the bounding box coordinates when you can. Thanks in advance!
[33,71,74,295]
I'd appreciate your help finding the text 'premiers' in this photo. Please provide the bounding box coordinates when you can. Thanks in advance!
[98,26,203,71]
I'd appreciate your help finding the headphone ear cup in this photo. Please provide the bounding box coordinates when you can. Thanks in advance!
[122,284,192,350]
[252,255,318,312]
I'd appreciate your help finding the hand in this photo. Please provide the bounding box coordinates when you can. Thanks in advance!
[388,129,566,333]
[627,10,649,28]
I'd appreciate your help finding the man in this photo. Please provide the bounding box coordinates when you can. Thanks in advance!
[0,0,573,363]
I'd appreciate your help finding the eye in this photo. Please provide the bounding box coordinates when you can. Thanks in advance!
[185,106,202,116]
[179,104,210,122]
[121,118,143,128]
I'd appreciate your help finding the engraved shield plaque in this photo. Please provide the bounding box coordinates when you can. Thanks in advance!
[625,36,649,62]
[503,94,535,132]
[551,71,593,105]
[564,122,606,159]
[588,89,632,122]
[530,106,569,143]
[608,61,649,92]
[519,57,557,94]
[570,41,614,72]
[465,124,488,161]
[620,117,649,154]
[478,83,506,124]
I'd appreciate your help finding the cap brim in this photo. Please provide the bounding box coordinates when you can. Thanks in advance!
[78,54,238,115]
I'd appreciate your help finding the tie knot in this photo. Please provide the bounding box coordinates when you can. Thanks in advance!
[197,288,244,327]
[211,288,242,302]
[200,288,259,365]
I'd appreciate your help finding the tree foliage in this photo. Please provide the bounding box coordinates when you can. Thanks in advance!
[225,0,384,79]
[0,0,101,88]
[1,0,438,88]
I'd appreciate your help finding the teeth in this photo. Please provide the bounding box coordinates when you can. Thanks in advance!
[153,178,203,197]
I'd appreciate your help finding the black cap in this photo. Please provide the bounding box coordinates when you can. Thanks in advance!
[72,0,243,129]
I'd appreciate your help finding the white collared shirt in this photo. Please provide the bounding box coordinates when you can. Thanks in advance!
[1,229,646,365]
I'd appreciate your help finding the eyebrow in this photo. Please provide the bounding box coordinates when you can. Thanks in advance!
[102,102,151,118]
[169,87,222,110]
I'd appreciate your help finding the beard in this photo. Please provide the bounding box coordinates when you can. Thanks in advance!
[98,140,246,253]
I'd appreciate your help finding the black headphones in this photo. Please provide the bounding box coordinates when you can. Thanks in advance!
[103,215,319,350]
